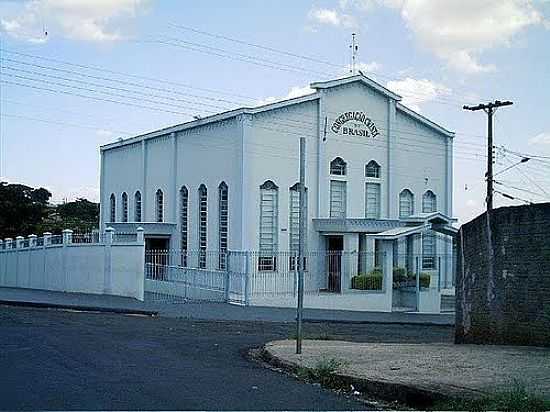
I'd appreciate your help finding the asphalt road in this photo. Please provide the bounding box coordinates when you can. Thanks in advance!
[0,305,453,410]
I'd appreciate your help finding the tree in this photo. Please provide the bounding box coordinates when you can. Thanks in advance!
[0,182,52,238]
[0,183,100,238]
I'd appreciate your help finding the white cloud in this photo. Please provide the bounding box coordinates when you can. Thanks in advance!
[307,7,357,28]
[386,77,451,112]
[356,61,382,73]
[256,85,315,106]
[1,0,149,43]
[325,0,547,74]
[529,132,550,145]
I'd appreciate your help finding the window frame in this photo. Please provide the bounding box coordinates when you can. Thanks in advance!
[121,192,128,223]
[365,160,381,178]
[288,183,307,271]
[422,190,437,213]
[155,189,164,223]
[399,189,414,218]
[258,180,279,272]
[218,182,228,270]
[134,191,142,222]
[365,182,381,219]
[329,179,347,219]
[330,157,347,176]
[180,186,188,267]
[109,193,116,223]
[198,184,208,269]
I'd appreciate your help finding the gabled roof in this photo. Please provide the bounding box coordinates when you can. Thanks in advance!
[311,74,402,101]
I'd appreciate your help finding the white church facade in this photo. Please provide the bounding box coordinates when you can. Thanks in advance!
[100,74,456,311]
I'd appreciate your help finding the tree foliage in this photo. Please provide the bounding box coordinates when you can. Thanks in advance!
[0,182,99,238]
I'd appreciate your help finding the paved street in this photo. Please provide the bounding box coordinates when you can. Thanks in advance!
[0,305,453,410]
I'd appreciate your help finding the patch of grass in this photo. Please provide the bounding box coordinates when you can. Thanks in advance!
[288,332,335,341]
[296,357,348,388]
[434,382,550,412]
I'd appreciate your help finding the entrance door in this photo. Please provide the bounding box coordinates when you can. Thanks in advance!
[326,235,343,293]
[145,237,170,280]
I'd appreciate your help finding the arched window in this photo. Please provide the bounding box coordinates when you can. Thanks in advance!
[289,183,307,270]
[180,186,188,266]
[330,157,347,176]
[134,191,142,222]
[365,160,381,178]
[155,189,164,223]
[422,190,437,213]
[259,180,278,271]
[198,184,208,269]
[399,189,414,218]
[109,194,116,222]
[218,182,229,269]
[121,192,128,222]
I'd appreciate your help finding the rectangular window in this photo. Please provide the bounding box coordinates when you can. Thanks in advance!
[259,186,278,271]
[329,180,346,218]
[365,183,381,219]
[218,184,228,270]
[422,232,436,270]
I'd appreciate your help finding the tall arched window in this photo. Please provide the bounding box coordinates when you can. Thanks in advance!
[121,192,128,222]
[134,191,142,222]
[109,194,116,222]
[155,189,164,223]
[365,160,381,178]
[259,180,278,271]
[422,190,437,213]
[330,157,347,176]
[218,182,229,269]
[198,184,208,269]
[399,189,414,218]
[289,183,307,270]
[180,186,188,267]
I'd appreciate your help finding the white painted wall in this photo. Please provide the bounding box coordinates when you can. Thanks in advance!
[0,241,145,300]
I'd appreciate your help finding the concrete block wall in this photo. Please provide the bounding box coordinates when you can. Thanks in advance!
[455,202,550,347]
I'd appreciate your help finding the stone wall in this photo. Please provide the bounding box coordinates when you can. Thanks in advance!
[455,203,550,346]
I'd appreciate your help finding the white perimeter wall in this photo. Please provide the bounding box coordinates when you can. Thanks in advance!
[0,243,145,300]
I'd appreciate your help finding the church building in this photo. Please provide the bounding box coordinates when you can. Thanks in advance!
[100,74,456,301]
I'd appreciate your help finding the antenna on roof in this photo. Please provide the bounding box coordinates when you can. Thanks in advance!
[349,33,358,75]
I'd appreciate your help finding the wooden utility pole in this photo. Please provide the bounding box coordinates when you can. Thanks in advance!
[296,137,306,354]
[463,100,513,211]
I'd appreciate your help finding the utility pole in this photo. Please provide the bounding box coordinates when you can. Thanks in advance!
[463,100,513,211]
[349,33,358,75]
[296,137,306,354]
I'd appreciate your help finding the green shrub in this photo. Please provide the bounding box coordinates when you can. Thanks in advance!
[393,266,407,282]
[297,357,348,388]
[351,273,383,290]
[419,272,431,288]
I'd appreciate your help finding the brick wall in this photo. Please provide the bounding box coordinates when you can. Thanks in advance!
[455,203,550,347]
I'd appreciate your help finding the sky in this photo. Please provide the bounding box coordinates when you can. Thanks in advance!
[0,0,549,224]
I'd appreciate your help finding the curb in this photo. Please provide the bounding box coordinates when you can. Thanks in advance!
[0,300,158,317]
[260,344,452,408]
[303,317,454,327]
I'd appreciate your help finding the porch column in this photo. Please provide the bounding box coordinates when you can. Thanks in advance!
[342,234,359,291]
[379,239,394,310]
[410,233,422,275]
[363,235,376,273]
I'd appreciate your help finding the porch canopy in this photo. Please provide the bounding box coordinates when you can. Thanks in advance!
[313,212,457,237]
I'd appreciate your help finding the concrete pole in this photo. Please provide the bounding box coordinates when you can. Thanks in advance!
[296,137,307,354]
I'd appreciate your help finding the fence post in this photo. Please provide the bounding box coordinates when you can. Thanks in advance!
[244,251,251,306]
[62,229,73,245]
[0,239,3,251]
[28,234,37,248]
[5,238,12,249]
[104,227,114,295]
[136,227,145,245]
[224,251,231,303]
[43,232,51,247]
[16,236,24,248]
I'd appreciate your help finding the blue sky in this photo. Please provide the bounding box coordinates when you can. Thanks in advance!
[0,0,549,223]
